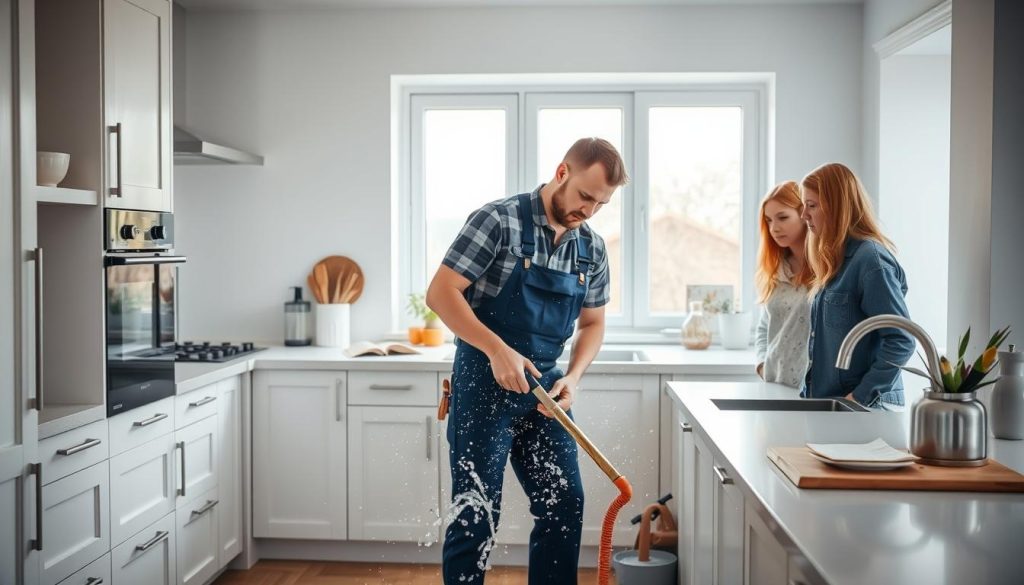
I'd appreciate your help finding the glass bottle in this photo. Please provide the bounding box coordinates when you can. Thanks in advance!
[681,300,712,350]
[284,286,312,346]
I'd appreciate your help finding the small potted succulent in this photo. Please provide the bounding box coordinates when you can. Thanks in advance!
[407,293,443,346]
[715,298,753,350]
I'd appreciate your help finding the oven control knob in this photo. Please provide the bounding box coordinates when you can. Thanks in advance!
[120,225,141,240]
[150,225,167,240]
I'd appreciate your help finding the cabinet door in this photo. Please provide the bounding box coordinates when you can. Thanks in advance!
[216,376,242,566]
[103,0,171,211]
[109,433,176,547]
[713,460,744,585]
[174,415,217,507]
[57,552,110,585]
[41,461,110,585]
[111,512,175,585]
[176,487,218,585]
[571,374,661,546]
[676,409,697,585]
[348,405,440,542]
[692,432,716,585]
[744,501,788,585]
[253,370,347,539]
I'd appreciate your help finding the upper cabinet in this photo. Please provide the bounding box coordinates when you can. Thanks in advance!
[104,0,172,212]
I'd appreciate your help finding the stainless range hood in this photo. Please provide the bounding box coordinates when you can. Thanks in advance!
[173,126,264,165]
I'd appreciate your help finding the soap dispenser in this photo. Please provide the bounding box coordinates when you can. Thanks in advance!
[284,286,312,346]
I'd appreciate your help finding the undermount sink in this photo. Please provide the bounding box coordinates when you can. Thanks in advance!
[559,349,651,363]
[711,398,869,412]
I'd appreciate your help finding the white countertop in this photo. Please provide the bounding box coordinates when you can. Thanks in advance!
[175,342,759,393]
[666,381,1024,585]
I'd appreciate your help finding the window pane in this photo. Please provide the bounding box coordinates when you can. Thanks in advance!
[648,107,742,314]
[423,109,507,281]
[535,108,623,316]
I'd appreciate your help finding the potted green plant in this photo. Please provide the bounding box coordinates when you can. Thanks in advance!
[407,293,442,346]
[715,298,752,350]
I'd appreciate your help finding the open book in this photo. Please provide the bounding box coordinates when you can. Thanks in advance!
[344,341,421,358]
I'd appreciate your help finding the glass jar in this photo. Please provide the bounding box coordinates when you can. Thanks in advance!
[681,301,712,350]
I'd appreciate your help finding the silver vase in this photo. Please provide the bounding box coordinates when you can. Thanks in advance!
[910,390,988,466]
[991,348,1024,440]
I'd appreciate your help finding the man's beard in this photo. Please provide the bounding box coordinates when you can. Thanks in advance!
[551,182,585,227]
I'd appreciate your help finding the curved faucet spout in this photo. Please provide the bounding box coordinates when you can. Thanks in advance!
[835,314,943,393]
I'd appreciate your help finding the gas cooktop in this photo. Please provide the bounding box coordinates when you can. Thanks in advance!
[175,341,266,363]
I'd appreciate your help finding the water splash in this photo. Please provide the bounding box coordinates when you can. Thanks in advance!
[431,459,498,573]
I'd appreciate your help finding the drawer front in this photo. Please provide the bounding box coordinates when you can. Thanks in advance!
[175,383,219,430]
[56,552,110,585]
[109,434,177,547]
[111,512,176,585]
[41,461,110,585]
[108,396,175,457]
[348,371,437,406]
[174,415,218,507]
[39,419,109,485]
[176,487,219,585]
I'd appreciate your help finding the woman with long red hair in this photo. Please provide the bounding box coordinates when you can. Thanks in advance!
[754,181,813,387]
[800,163,914,408]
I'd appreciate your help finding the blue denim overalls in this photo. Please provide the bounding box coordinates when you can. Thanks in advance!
[442,193,592,584]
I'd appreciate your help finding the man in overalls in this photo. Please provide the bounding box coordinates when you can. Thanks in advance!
[426,138,627,584]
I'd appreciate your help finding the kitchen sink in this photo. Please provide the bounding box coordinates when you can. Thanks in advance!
[559,349,651,363]
[711,398,869,412]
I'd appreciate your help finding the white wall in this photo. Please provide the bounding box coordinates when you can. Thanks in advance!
[174,4,864,342]
[879,54,950,352]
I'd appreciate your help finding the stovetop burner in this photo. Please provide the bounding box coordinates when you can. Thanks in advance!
[175,341,266,363]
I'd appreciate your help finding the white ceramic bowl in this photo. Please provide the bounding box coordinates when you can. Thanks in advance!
[37,151,70,187]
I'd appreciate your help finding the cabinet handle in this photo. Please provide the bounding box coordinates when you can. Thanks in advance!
[176,441,186,497]
[133,412,168,427]
[56,438,101,456]
[713,465,733,485]
[134,530,169,552]
[29,463,42,551]
[109,123,123,197]
[84,578,104,585]
[31,248,42,410]
[789,581,809,585]
[680,422,692,432]
[188,395,216,408]
[425,416,432,461]
[369,384,413,391]
[335,379,344,422]
[190,499,219,518]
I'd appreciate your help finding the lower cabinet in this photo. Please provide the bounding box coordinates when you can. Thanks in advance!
[217,376,242,565]
[109,434,177,547]
[175,415,218,508]
[40,461,110,585]
[56,552,109,585]
[111,512,176,585]
[744,501,789,585]
[176,487,220,585]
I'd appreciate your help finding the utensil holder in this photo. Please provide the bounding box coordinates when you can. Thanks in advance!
[910,389,988,466]
[316,303,350,348]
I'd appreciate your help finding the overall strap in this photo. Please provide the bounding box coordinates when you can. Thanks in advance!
[516,193,536,260]
[575,231,593,277]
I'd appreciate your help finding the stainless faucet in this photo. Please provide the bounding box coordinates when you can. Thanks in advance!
[835,315,944,393]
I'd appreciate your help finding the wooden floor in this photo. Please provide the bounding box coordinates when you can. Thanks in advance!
[212,560,616,584]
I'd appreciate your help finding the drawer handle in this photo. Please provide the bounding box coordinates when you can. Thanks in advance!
[85,578,104,585]
[425,416,432,461]
[335,379,344,422]
[31,248,43,410]
[29,463,42,551]
[177,441,186,497]
[680,422,692,433]
[109,123,123,197]
[133,412,168,427]
[135,530,169,552]
[188,395,216,408]
[191,499,219,518]
[56,438,101,456]
[713,465,734,485]
[369,384,413,391]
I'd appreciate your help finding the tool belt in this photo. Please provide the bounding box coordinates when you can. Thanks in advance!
[437,378,452,420]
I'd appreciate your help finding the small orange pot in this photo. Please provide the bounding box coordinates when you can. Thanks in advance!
[407,327,424,345]
[420,328,444,346]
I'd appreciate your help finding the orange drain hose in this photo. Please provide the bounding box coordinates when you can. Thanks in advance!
[529,377,633,585]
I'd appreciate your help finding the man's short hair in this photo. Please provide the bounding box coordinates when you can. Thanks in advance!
[563,137,629,187]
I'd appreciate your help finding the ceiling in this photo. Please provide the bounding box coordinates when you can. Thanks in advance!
[176,0,860,12]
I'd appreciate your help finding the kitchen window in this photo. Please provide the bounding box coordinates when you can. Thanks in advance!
[397,77,767,333]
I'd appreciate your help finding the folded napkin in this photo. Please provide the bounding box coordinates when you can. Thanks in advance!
[806,438,919,463]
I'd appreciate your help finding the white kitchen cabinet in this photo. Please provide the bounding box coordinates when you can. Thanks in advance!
[176,487,219,585]
[103,0,172,211]
[174,415,217,507]
[692,430,716,585]
[744,501,789,585]
[674,408,697,585]
[111,512,176,585]
[216,375,242,566]
[714,459,745,585]
[40,461,110,585]
[253,370,347,539]
[348,406,440,542]
[690,429,746,585]
[56,552,109,585]
[109,433,177,547]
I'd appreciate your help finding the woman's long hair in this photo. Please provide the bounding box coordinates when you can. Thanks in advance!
[756,181,812,303]
[801,163,894,292]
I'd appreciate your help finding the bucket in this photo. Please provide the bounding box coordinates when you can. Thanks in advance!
[612,549,677,585]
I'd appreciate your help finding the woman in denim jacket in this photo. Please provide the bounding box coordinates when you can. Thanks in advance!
[800,163,914,409]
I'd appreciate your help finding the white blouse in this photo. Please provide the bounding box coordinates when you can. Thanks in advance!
[755,260,811,388]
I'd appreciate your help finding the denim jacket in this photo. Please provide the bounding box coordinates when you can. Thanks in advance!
[802,238,915,407]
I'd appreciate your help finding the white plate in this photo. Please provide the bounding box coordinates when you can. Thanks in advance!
[809,452,916,471]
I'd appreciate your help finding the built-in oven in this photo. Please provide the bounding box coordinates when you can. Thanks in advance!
[104,209,185,417]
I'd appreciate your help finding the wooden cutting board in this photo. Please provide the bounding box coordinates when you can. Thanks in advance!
[767,446,1024,492]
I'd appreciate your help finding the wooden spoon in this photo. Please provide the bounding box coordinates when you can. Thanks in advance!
[318,256,364,304]
[306,273,322,304]
[313,262,330,304]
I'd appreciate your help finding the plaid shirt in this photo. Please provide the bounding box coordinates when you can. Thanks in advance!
[442,186,611,309]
